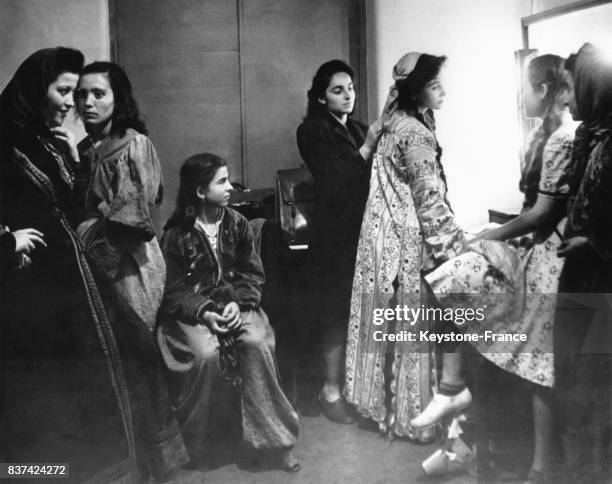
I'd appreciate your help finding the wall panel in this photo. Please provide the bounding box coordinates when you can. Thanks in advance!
[114,0,242,226]
[241,0,355,188]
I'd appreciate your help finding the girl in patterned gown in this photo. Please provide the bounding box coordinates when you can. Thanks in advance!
[346,52,465,439]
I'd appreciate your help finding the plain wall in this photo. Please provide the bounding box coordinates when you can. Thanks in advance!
[242,0,353,188]
[0,0,110,140]
[367,0,532,229]
[114,0,243,229]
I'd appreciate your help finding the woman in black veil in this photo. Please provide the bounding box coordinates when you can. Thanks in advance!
[0,47,140,482]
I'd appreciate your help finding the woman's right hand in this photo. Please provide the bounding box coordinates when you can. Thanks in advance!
[200,311,229,334]
[359,117,385,160]
[13,228,46,254]
[50,126,80,163]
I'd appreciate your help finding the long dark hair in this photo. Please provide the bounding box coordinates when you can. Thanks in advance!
[78,61,147,137]
[164,153,227,230]
[396,54,446,113]
[527,54,571,134]
[304,59,355,120]
[565,43,612,124]
[519,54,571,207]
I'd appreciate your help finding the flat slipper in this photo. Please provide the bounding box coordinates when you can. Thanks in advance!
[277,450,301,473]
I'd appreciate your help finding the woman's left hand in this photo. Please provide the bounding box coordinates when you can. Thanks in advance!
[557,236,590,257]
[50,127,79,163]
[223,301,242,331]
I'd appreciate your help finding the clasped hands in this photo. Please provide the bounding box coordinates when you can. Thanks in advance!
[200,301,243,335]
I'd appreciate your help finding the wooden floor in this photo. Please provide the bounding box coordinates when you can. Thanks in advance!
[168,413,478,484]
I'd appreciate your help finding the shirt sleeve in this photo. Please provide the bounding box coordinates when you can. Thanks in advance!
[398,126,465,266]
[160,229,215,325]
[538,128,575,198]
[105,136,162,240]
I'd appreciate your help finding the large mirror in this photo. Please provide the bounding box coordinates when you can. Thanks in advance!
[497,0,612,223]
[524,0,612,55]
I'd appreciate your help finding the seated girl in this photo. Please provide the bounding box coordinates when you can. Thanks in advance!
[157,153,300,472]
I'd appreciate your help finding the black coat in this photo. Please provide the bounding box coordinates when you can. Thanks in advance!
[296,114,369,267]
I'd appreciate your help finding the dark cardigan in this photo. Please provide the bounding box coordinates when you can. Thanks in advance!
[159,207,265,325]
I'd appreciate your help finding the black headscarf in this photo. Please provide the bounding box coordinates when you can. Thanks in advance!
[572,43,612,127]
[0,47,84,142]
[566,43,612,196]
[0,47,84,213]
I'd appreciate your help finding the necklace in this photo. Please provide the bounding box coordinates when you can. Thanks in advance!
[196,209,223,242]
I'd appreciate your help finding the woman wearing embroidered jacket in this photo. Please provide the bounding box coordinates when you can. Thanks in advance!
[345,52,466,439]
[0,47,138,482]
[75,61,188,477]
[157,153,299,472]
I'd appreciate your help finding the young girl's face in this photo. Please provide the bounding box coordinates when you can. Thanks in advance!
[320,71,355,117]
[565,72,579,120]
[200,166,233,207]
[77,73,115,131]
[43,72,79,128]
[417,71,446,111]
[522,70,547,118]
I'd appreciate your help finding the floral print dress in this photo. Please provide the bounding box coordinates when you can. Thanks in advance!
[425,117,576,387]
[345,111,465,439]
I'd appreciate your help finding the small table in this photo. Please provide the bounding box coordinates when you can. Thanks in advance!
[488,208,519,224]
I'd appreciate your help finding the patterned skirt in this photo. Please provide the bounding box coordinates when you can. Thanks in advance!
[425,233,564,387]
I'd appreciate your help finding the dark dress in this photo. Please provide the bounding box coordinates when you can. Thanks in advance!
[554,120,612,483]
[553,43,612,483]
[0,50,138,482]
[296,113,369,343]
[77,125,187,478]
[0,224,16,264]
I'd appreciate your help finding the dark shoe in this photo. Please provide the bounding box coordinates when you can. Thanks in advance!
[276,449,301,473]
[524,468,556,484]
[318,394,355,424]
